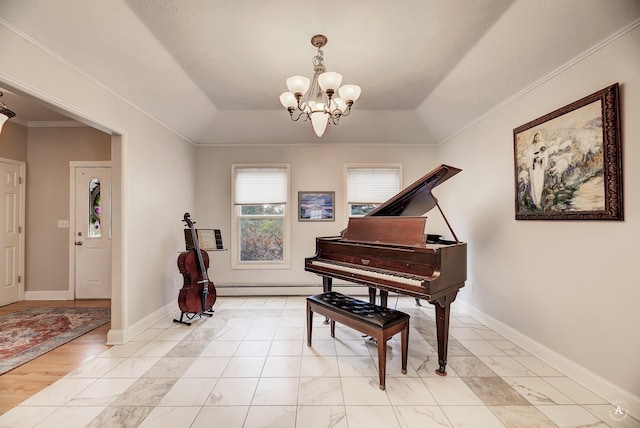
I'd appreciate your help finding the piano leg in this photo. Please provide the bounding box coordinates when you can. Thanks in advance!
[322,276,332,324]
[368,287,376,304]
[368,288,388,307]
[322,276,332,293]
[430,290,459,376]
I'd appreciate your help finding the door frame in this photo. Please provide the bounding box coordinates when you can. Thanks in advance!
[68,160,112,298]
[0,157,26,303]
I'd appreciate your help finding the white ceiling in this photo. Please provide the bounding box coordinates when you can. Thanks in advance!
[1,0,638,145]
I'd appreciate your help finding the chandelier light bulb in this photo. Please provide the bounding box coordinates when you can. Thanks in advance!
[305,100,316,111]
[310,111,329,137]
[286,76,310,96]
[0,114,9,133]
[0,92,16,134]
[279,92,298,110]
[332,97,347,113]
[318,71,343,93]
[338,84,361,103]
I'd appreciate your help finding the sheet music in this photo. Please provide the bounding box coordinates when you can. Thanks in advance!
[197,230,217,251]
[184,229,224,251]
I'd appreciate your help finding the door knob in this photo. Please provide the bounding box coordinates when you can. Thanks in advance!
[75,241,83,246]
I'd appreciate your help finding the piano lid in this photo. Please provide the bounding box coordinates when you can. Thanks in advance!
[367,164,461,217]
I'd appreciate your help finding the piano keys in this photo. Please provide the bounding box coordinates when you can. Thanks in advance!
[305,164,467,375]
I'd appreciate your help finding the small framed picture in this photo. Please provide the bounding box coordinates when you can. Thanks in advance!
[298,191,334,221]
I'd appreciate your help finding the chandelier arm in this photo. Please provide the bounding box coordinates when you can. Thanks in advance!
[338,102,354,117]
[0,92,16,118]
[324,109,339,126]
[0,92,9,111]
[324,92,335,112]
[289,109,310,122]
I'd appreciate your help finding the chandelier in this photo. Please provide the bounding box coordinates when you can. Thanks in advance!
[279,34,361,138]
[0,92,16,134]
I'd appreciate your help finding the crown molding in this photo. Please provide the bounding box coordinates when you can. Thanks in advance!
[26,120,86,128]
[8,117,86,128]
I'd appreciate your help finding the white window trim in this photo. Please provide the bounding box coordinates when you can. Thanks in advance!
[231,164,291,269]
[344,163,403,217]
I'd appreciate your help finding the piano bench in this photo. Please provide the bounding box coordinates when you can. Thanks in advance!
[306,291,409,390]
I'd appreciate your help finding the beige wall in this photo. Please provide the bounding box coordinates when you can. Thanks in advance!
[193,144,442,292]
[0,121,27,161]
[25,126,111,293]
[439,25,640,402]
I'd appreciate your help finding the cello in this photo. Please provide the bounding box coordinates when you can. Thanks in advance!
[173,213,217,325]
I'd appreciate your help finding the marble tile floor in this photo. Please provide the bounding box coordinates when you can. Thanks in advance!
[1,295,638,428]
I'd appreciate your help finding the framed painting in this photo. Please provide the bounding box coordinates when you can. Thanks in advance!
[298,191,334,221]
[513,83,622,220]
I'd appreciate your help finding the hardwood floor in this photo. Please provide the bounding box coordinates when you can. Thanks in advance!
[0,300,111,416]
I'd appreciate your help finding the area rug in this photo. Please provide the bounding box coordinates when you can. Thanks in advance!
[0,306,110,375]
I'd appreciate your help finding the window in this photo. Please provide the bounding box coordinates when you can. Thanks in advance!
[88,178,101,237]
[232,165,289,268]
[87,177,112,239]
[346,165,401,216]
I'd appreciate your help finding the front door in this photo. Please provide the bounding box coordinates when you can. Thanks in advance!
[0,159,24,306]
[74,166,111,299]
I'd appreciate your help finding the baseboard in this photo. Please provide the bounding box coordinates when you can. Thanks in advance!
[457,301,640,421]
[106,301,175,345]
[24,290,73,300]
[106,285,370,343]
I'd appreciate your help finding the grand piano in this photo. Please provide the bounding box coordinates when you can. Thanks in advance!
[305,164,467,375]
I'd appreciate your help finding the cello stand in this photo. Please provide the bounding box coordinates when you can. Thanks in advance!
[173,309,214,326]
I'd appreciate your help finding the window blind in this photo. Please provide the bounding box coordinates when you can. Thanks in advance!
[347,167,401,203]
[234,167,288,204]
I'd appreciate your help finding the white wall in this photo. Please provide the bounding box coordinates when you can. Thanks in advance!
[193,144,442,293]
[0,23,197,339]
[439,24,640,408]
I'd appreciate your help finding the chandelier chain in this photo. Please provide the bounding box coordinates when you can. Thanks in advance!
[312,46,324,68]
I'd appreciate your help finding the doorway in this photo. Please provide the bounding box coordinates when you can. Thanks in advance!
[0,158,25,306]
[70,162,112,299]
[1,80,123,342]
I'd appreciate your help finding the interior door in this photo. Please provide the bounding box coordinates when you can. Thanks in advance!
[0,160,23,306]
[74,167,111,299]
